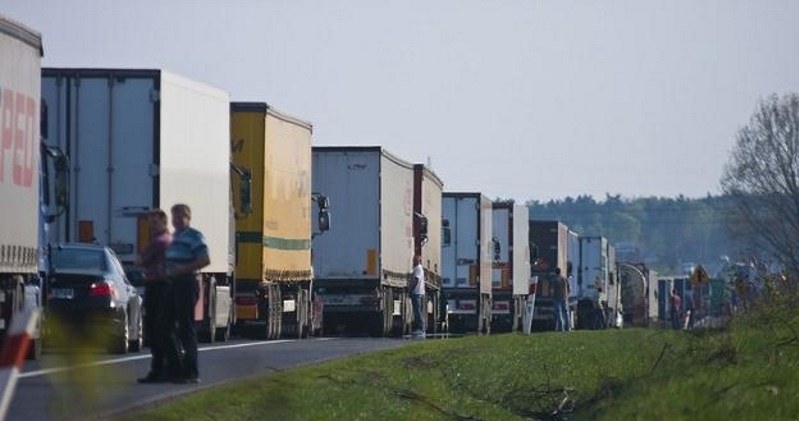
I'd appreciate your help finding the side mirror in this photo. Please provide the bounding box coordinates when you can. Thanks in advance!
[316,195,330,211]
[40,100,49,140]
[416,213,428,246]
[318,209,331,232]
[442,219,451,247]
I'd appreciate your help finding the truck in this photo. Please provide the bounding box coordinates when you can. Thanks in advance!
[41,68,238,343]
[441,193,493,334]
[574,236,622,329]
[528,220,570,331]
[617,261,658,327]
[413,164,443,334]
[490,201,531,332]
[230,102,327,339]
[0,14,67,359]
[311,146,414,336]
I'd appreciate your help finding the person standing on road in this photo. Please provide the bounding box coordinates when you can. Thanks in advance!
[593,282,607,330]
[135,209,173,383]
[670,288,682,330]
[552,267,570,332]
[409,255,426,339]
[164,204,210,383]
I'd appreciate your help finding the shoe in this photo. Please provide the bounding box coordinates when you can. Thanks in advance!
[137,373,168,384]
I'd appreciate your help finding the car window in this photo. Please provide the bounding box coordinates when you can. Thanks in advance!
[52,248,107,272]
[108,252,131,286]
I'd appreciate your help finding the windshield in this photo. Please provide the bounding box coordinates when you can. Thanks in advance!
[51,248,107,272]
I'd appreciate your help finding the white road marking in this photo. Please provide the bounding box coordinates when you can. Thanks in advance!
[18,339,331,379]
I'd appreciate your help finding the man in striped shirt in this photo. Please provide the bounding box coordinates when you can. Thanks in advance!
[164,203,210,383]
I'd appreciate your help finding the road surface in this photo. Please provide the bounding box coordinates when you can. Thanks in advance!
[9,337,410,420]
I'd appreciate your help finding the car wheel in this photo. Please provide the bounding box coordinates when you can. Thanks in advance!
[109,310,129,354]
[129,310,143,352]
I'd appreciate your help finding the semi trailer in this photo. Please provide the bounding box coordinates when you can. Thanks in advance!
[490,201,530,332]
[312,146,414,336]
[528,220,570,330]
[413,164,443,334]
[0,14,68,359]
[41,68,239,342]
[442,193,493,334]
[230,102,327,339]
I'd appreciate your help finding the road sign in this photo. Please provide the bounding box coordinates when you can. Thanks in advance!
[691,265,709,285]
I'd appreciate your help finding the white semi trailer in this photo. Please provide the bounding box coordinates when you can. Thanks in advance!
[442,193,493,334]
[0,14,67,359]
[41,68,237,342]
[311,146,415,336]
[490,201,530,332]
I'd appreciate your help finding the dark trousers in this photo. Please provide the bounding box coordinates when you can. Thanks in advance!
[144,280,168,375]
[164,275,200,378]
[671,307,681,330]
[411,294,425,332]
[592,306,606,330]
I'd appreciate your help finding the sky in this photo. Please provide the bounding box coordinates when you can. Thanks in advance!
[3,0,798,202]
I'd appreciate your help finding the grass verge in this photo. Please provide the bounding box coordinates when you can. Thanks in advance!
[122,311,799,420]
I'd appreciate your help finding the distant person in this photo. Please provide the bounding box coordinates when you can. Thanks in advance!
[136,209,173,384]
[164,204,210,383]
[684,289,695,330]
[670,288,682,330]
[552,267,570,332]
[593,284,607,330]
[409,255,426,339]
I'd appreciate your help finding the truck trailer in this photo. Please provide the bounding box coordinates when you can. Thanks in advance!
[413,164,443,334]
[618,261,658,327]
[230,102,324,339]
[529,220,570,331]
[0,14,67,360]
[490,201,530,332]
[41,68,237,342]
[442,193,493,334]
[312,146,414,336]
[574,236,608,329]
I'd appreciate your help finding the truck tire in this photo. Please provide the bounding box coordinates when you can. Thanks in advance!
[26,338,42,361]
[199,278,217,343]
[268,285,282,340]
[296,288,308,339]
[215,305,232,342]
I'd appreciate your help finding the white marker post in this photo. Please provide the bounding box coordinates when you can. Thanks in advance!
[0,304,39,421]
[523,276,538,334]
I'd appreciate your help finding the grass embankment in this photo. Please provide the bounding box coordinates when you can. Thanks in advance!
[127,310,799,420]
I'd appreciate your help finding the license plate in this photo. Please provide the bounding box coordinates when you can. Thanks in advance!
[51,288,74,300]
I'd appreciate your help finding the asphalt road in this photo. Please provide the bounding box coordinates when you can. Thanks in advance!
[9,337,411,421]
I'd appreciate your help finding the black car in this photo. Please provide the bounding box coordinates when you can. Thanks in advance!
[46,243,143,354]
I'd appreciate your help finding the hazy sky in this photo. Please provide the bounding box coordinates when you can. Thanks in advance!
[3,0,798,201]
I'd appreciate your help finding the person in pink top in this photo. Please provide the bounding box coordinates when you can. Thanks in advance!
[135,209,173,383]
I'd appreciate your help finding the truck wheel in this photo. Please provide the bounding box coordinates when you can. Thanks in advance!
[129,310,143,352]
[215,306,232,342]
[26,338,42,361]
[296,288,308,339]
[199,279,217,343]
[109,310,129,354]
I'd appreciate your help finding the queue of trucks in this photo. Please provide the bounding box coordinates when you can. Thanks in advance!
[1,13,671,359]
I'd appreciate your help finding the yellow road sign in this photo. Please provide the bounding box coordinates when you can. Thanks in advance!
[691,265,709,284]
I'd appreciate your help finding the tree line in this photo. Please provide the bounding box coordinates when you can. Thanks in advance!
[526,194,733,276]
